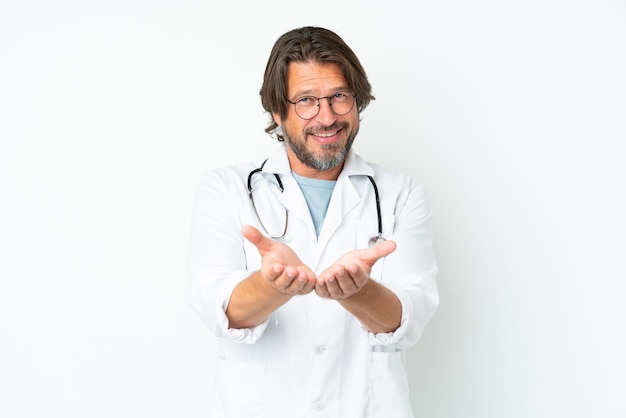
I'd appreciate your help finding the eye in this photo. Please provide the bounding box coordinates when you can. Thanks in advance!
[297,96,316,105]
[333,91,351,102]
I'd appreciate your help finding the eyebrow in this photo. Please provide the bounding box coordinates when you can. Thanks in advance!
[291,87,351,99]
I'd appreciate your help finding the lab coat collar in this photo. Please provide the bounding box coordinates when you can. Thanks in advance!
[259,143,375,250]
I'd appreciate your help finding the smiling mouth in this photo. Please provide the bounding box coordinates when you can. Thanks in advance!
[311,129,340,138]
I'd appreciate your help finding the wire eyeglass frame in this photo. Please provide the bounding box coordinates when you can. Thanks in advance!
[286,90,356,120]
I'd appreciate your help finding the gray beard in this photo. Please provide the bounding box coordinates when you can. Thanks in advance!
[284,123,358,170]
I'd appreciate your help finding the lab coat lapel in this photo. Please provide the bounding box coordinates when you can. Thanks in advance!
[317,150,374,246]
[260,145,376,242]
[317,176,359,247]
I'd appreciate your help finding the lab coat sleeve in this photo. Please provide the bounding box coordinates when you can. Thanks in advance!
[366,178,439,349]
[187,167,269,344]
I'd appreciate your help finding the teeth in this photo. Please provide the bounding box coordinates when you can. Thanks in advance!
[313,131,338,138]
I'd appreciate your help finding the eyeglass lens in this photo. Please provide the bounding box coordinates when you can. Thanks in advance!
[291,91,355,120]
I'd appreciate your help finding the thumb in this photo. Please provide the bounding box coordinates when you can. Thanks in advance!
[363,239,397,263]
[242,225,272,251]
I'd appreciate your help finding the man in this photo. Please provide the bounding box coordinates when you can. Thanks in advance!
[188,26,439,418]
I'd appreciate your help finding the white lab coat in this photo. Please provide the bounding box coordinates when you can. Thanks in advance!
[188,144,439,418]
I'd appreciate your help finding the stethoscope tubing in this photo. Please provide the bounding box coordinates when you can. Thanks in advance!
[247,160,383,244]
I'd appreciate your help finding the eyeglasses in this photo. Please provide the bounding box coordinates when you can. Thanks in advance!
[286,91,356,120]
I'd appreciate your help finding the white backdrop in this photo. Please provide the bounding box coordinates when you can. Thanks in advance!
[1,1,625,417]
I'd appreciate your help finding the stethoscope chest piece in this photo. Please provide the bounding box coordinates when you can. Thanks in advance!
[368,234,385,248]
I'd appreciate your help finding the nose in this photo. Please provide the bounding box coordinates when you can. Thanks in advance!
[314,97,338,125]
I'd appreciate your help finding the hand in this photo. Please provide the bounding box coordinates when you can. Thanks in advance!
[315,239,397,300]
[242,225,316,296]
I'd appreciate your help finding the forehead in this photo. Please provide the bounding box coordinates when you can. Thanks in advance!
[286,61,347,97]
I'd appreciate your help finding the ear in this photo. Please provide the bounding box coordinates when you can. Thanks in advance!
[272,112,282,127]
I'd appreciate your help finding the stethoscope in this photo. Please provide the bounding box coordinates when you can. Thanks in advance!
[247,160,384,247]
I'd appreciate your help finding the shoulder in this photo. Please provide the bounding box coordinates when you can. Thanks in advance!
[362,161,432,215]
[199,160,263,183]
[348,151,417,183]
[366,161,421,191]
[194,160,266,199]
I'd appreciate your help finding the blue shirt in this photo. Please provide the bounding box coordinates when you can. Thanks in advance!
[292,171,336,237]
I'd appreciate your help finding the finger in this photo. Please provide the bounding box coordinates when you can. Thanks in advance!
[314,282,330,298]
[242,225,274,252]
[324,276,343,297]
[318,265,345,284]
[283,275,314,295]
[273,266,299,289]
[345,265,368,289]
[296,267,317,284]
[274,266,308,292]
[360,239,397,264]
[335,272,357,294]
[297,279,316,295]
[293,271,315,294]
[261,263,284,281]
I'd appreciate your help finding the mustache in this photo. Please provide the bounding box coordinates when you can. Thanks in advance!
[305,122,347,135]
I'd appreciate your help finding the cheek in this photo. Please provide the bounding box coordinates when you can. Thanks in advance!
[283,118,308,135]
[342,114,359,135]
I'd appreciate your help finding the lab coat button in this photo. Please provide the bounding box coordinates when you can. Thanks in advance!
[313,345,326,355]
[312,401,325,411]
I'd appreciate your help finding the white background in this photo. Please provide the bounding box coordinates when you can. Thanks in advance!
[1,1,625,417]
